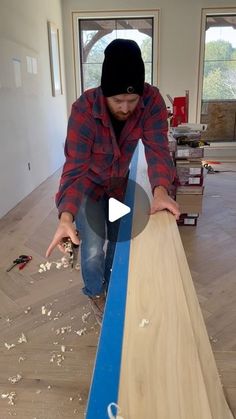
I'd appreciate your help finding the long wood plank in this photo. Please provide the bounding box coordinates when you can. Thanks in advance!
[117,149,234,419]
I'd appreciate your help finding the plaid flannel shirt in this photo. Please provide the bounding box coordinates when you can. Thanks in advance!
[56,83,176,218]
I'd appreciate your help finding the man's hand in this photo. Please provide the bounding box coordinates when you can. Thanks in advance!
[46,212,80,258]
[150,186,180,220]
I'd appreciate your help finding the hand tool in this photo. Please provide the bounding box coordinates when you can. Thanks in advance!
[62,233,80,269]
[70,242,80,269]
[19,255,32,270]
[6,255,32,272]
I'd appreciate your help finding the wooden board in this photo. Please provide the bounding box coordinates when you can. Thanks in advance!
[117,148,234,419]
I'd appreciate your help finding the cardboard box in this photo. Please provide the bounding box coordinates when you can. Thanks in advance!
[176,185,204,194]
[176,194,203,214]
[175,146,204,159]
[177,217,198,226]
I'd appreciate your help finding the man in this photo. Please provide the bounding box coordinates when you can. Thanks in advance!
[46,39,180,325]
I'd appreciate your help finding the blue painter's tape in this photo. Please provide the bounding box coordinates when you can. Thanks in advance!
[86,145,139,418]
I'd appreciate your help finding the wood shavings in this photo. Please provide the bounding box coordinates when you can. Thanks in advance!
[4,342,16,350]
[1,393,9,399]
[55,262,62,269]
[50,352,65,366]
[55,326,72,335]
[41,305,53,318]
[4,333,27,350]
[50,354,56,363]
[18,332,27,344]
[38,253,76,273]
[107,402,124,419]
[139,319,149,328]
[8,374,22,384]
[61,345,66,353]
[41,306,46,315]
[18,356,25,363]
[53,311,63,321]
[24,306,31,314]
[56,354,65,366]
[36,389,42,394]
[47,385,52,390]
[1,392,16,405]
[75,327,87,336]
[82,312,91,323]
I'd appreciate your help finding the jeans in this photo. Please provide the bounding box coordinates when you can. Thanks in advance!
[75,194,120,297]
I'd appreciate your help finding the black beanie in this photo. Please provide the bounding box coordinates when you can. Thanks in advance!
[101,39,145,97]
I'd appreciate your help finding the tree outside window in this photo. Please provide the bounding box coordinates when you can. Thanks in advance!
[203,16,236,100]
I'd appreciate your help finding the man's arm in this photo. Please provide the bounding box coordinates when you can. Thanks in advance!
[56,99,94,218]
[142,87,180,219]
[47,99,93,257]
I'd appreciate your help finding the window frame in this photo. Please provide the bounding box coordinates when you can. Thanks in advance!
[72,9,160,98]
[197,7,236,121]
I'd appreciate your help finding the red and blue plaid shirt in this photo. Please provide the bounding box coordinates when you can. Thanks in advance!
[56,83,176,217]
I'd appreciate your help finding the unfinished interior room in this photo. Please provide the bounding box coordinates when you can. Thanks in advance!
[0,0,236,418]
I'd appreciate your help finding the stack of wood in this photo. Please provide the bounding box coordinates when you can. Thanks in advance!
[168,134,205,226]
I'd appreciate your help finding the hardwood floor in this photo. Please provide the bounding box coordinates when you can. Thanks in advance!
[0,171,99,419]
[0,162,235,418]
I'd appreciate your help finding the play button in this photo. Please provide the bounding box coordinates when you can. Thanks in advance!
[108,198,131,222]
[84,177,150,242]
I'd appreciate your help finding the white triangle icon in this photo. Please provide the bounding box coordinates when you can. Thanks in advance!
[108,198,131,222]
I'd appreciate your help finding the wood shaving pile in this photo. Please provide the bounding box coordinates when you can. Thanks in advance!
[50,353,65,367]
[8,374,22,384]
[38,239,80,273]
[1,392,16,405]
[4,333,28,350]
[55,326,72,335]
[18,333,27,344]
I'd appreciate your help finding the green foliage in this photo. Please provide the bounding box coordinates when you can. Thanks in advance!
[203,68,236,100]
[203,40,236,100]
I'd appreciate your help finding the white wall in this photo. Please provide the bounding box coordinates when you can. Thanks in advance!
[61,0,235,120]
[0,0,67,217]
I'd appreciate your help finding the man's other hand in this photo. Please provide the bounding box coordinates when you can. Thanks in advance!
[150,186,180,220]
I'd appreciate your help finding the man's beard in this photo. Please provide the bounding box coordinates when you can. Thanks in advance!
[113,111,132,121]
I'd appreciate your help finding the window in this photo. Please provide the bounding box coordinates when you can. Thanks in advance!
[198,9,236,140]
[72,11,159,97]
[203,14,236,100]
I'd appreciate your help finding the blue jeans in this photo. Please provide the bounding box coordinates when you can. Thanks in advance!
[75,195,120,297]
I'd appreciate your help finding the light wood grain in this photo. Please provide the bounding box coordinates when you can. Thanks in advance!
[117,147,234,419]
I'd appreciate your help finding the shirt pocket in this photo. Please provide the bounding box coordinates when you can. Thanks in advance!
[90,143,114,174]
